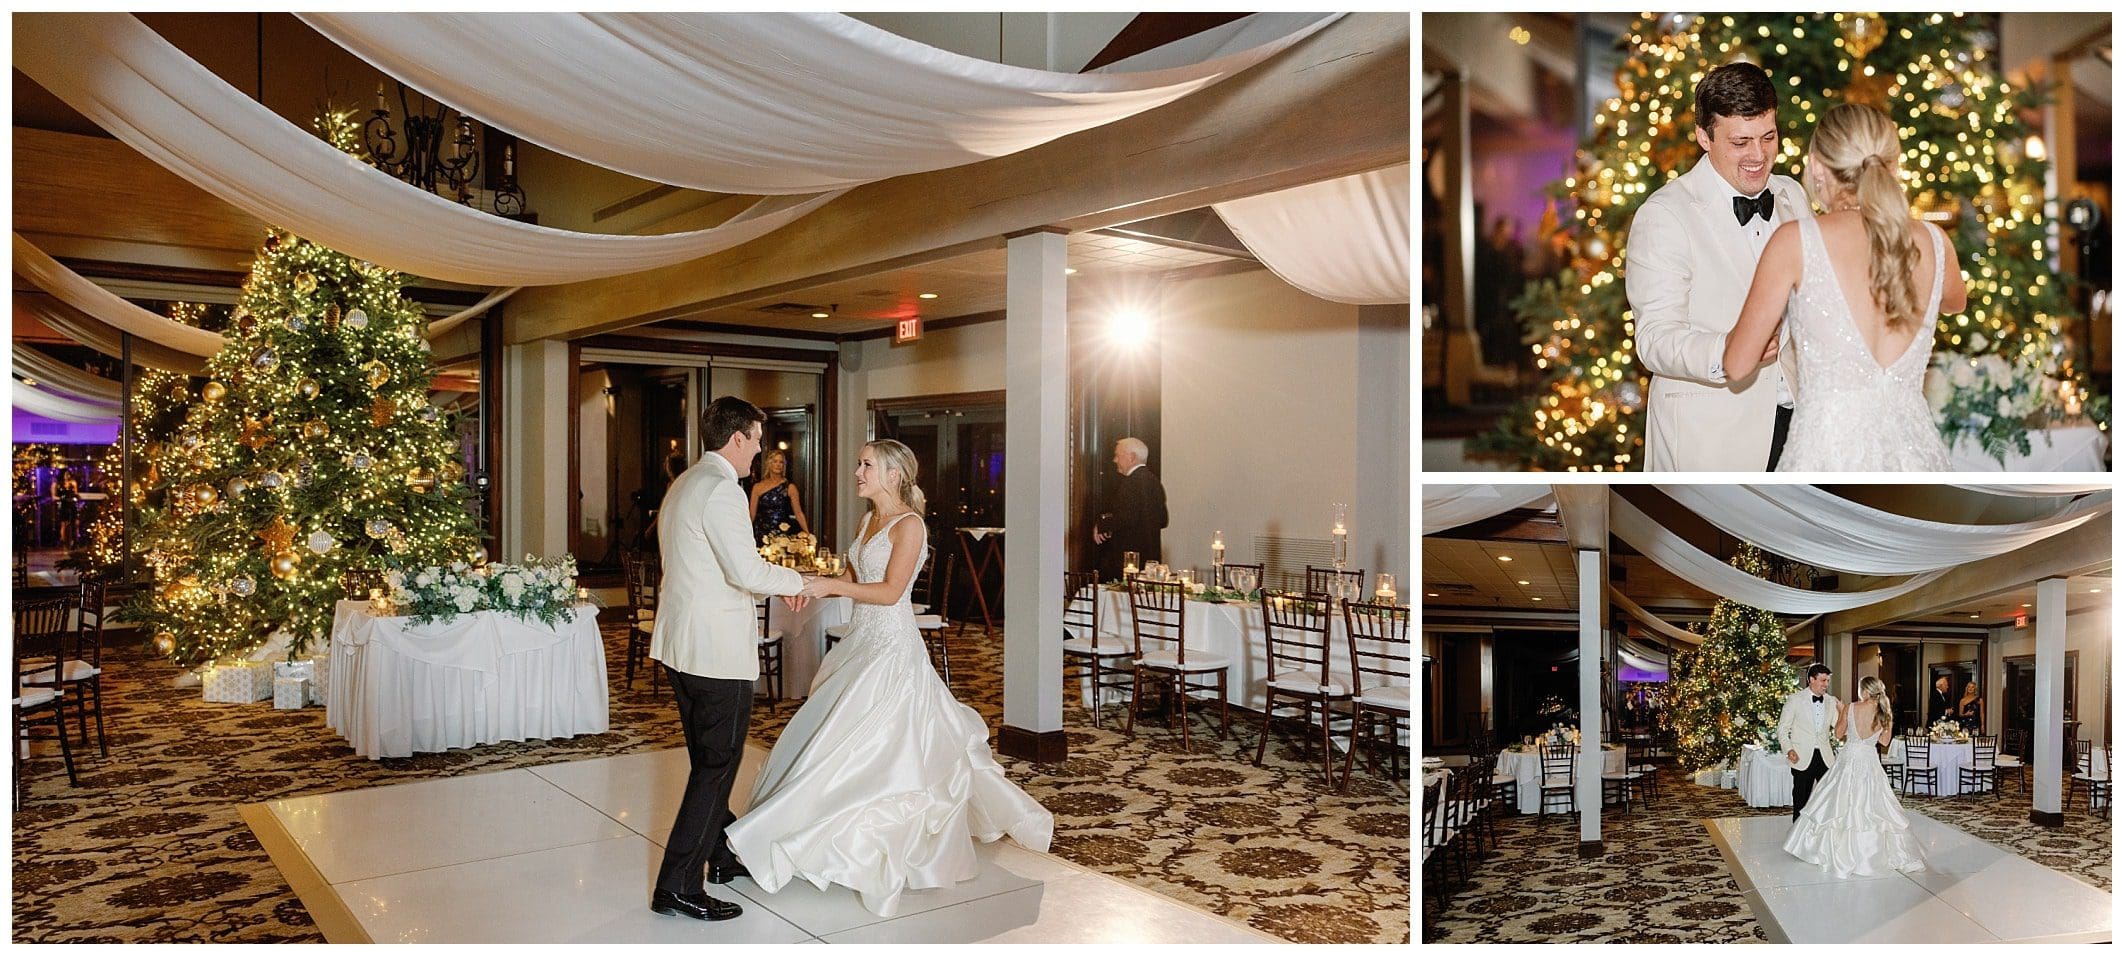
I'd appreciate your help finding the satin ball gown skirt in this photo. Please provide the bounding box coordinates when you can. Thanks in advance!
[1782,741,1926,879]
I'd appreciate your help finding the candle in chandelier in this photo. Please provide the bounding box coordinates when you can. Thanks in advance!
[375,84,386,112]
[503,143,515,178]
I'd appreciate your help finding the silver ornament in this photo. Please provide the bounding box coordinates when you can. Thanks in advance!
[286,313,308,332]
[251,346,280,371]
[346,308,369,330]
[307,529,337,555]
[231,576,257,597]
[260,470,285,489]
[366,518,393,538]
[349,452,374,471]
[419,406,440,423]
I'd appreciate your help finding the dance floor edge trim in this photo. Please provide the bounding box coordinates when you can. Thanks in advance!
[241,802,373,944]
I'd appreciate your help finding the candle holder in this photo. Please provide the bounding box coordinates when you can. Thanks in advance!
[1330,503,1349,570]
[1211,530,1226,587]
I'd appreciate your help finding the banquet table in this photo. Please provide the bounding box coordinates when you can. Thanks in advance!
[1948,424,2107,472]
[1495,744,1627,814]
[1886,738,1982,796]
[760,595,852,700]
[326,599,607,759]
[1094,588,1408,716]
[1738,744,1794,807]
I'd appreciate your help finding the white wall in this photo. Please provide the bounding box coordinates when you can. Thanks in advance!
[1159,268,1410,585]
[835,321,1010,546]
[577,369,611,556]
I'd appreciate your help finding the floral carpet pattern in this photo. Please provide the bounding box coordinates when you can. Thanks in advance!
[12,619,1408,944]
[1421,762,2111,942]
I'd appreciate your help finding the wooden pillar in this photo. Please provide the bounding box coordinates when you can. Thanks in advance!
[2031,576,2067,826]
[998,229,1069,763]
[1439,69,1475,406]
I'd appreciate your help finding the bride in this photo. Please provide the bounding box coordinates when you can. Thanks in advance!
[1720,102,1967,471]
[1783,676,1926,877]
[724,439,1053,916]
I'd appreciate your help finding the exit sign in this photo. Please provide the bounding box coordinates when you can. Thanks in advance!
[2016,612,2029,629]
[894,315,924,344]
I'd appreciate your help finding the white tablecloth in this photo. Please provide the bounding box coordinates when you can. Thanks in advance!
[1739,744,1794,807]
[1094,588,1408,713]
[326,599,608,759]
[1948,424,2108,472]
[760,596,852,699]
[1496,745,1627,813]
[1886,738,1978,796]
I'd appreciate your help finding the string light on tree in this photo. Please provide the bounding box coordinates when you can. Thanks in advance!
[1471,13,2102,470]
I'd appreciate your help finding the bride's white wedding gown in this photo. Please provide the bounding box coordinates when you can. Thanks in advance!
[1774,216,1952,471]
[1782,703,1926,878]
[724,512,1054,917]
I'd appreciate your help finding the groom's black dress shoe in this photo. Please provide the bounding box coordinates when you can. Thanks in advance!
[651,888,743,921]
[707,860,751,885]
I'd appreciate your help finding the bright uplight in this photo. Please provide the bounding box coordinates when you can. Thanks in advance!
[1107,309,1154,350]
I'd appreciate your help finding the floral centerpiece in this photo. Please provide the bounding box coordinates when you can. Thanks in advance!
[385,554,580,627]
[1927,715,1970,743]
[759,531,817,569]
[1927,349,2108,464]
[1536,726,1582,749]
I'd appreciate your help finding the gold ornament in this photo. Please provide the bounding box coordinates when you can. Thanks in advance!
[257,515,299,554]
[169,381,190,402]
[406,467,437,492]
[294,272,318,295]
[225,476,249,498]
[153,632,176,655]
[298,378,321,400]
[192,483,219,507]
[363,361,391,389]
[370,397,396,428]
[302,420,330,441]
[440,459,467,483]
[263,232,282,252]
[1841,13,1885,62]
[269,550,301,580]
[239,416,276,450]
[201,381,227,403]
[250,346,280,372]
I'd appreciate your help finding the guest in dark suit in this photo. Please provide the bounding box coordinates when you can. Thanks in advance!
[1093,436,1168,582]
[1928,675,1953,725]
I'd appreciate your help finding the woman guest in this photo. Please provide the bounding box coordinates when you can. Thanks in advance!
[1957,681,1984,733]
[750,449,811,543]
[55,469,81,546]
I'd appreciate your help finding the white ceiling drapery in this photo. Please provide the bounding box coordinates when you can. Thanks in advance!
[1657,484,2109,576]
[15,233,223,357]
[1951,484,2113,497]
[1422,485,1554,535]
[1610,495,1946,615]
[15,13,845,286]
[13,381,121,425]
[15,293,206,375]
[14,346,123,405]
[1214,164,1411,305]
[298,12,1340,196]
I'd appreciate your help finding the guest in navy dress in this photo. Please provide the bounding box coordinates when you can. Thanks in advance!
[749,449,810,543]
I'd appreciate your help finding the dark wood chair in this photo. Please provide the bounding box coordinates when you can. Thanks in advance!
[1215,562,1264,591]
[1959,735,2001,798]
[1900,736,1940,796]
[1997,728,2028,791]
[754,598,783,709]
[1537,742,1577,824]
[1341,600,1409,791]
[14,597,80,805]
[621,549,663,692]
[2066,739,2108,811]
[1059,570,1131,727]
[1124,577,1230,752]
[1251,592,1350,786]
[1304,565,1366,600]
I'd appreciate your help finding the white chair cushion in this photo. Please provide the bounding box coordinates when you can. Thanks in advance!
[1060,638,1132,658]
[758,631,783,646]
[825,624,852,639]
[13,687,59,708]
[914,615,944,630]
[1490,773,1516,786]
[23,660,99,683]
[1136,650,1230,673]
[1356,685,1410,710]
[1267,669,1352,697]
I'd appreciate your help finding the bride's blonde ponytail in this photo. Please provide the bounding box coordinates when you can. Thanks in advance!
[1811,104,1923,333]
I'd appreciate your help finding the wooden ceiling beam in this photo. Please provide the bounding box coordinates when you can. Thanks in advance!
[504,12,1408,344]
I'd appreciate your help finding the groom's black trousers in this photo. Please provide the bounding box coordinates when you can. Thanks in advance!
[1790,751,1828,820]
[1766,405,1794,470]
[656,667,755,896]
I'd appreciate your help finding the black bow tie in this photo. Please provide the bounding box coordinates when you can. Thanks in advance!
[1733,192,1776,225]
[1812,695,1824,703]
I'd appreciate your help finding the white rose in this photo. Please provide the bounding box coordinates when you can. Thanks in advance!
[386,570,404,589]
[453,587,477,612]
[1949,360,1976,388]
[1996,396,2014,419]
[415,571,433,588]
[1923,368,1952,412]
[1970,331,1989,352]
[501,576,525,600]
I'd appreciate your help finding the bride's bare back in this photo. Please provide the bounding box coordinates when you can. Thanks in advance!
[1810,210,1969,367]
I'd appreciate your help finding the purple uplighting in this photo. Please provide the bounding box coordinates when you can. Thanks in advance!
[12,409,119,446]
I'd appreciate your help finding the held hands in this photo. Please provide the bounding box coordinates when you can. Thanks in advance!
[796,575,837,600]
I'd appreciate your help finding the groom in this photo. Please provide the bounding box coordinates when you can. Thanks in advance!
[1627,61,1811,471]
[649,396,808,921]
[1777,664,1838,821]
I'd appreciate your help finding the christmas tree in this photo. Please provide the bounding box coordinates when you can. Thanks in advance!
[131,114,483,665]
[1660,544,1799,774]
[1471,13,2103,470]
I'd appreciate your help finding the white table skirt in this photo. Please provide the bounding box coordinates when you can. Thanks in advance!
[1094,588,1407,713]
[761,595,852,699]
[1496,745,1627,813]
[1886,739,1979,796]
[326,599,608,759]
[1739,745,1795,807]
[1948,424,2107,472]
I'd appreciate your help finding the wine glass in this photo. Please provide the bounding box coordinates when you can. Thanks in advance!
[1229,567,1257,596]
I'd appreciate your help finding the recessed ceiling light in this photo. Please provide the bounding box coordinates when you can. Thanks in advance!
[918,292,938,299]
[1969,614,1981,619]
[1064,267,1078,275]
[1427,592,1439,598]
[19,379,35,387]
[1530,596,1542,602]
[2021,603,2032,608]
[1517,580,1530,586]
[1497,555,1514,563]
[2093,588,2103,594]
[811,312,829,319]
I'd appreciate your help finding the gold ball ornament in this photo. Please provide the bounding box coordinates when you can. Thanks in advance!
[192,483,219,507]
[225,476,249,498]
[294,272,318,295]
[298,378,322,400]
[440,459,467,483]
[363,361,391,390]
[154,632,176,655]
[406,467,437,492]
[169,381,190,402]
[269,550,301,580]
[302,420,330,440]
[201,381,227,403]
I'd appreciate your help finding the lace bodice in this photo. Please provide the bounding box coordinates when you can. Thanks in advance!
[1775,216,1952,471]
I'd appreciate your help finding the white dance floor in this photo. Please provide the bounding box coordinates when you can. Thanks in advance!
[1704,813,2111,943]
[241,745,1277,944]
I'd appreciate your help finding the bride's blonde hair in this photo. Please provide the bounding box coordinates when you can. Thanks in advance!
[1807,103,1922,334]
[1858,675,1893,737]
[861,439,927,518]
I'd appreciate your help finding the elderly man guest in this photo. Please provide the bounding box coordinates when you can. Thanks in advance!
[1093,436,1168,582]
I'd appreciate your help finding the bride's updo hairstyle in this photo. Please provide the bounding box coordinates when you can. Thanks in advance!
[1859,675,1893,736]
[1808,103,1921,334]
[862,439,927,517]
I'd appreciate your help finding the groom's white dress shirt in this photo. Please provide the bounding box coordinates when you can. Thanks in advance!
[1627,158,1811,471]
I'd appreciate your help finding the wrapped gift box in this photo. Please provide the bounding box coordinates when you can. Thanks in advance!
[307,654,330,705]
[202,661,273,703]
[273,676,310,710]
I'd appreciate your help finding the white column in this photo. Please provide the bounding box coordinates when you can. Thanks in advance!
[1001,230,1068,760]
[501,339,572,559]
[1827,632,1854,701]
[1576,547,1603,852]
[2032,576,2067,824]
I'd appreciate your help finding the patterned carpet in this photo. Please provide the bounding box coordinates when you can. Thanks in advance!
[11,619,1409,944]
[1421,762,2111,942]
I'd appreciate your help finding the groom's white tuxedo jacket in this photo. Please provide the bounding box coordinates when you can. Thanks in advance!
[1776,688,1839,770]
[1626,158,1811,471]
[650,451,803,681]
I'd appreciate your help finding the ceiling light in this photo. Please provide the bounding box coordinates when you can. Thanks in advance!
[1497,555,1514,563]
[2092,588,2103,594]
[918,292,938,299]
[1530,596,1542,602]
[2021,603,2032,608]
[1969,614,1980,619]
[1517,580,1530,586]
[19,379,35,387]
[1064,267,1078,275]
[1427,592,1439,598]
[811,312,829,319]
[1106,309,1154,350]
